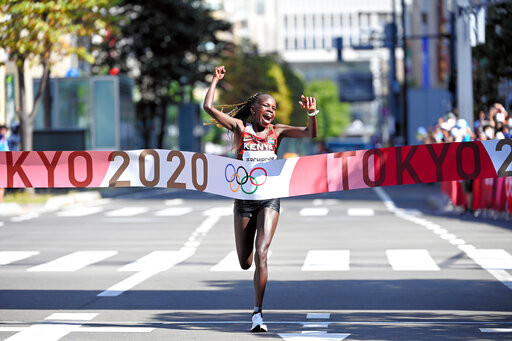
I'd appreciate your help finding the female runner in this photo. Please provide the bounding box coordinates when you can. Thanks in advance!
[203,65,318,332]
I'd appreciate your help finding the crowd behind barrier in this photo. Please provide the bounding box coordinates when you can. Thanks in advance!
[417,103,512,219]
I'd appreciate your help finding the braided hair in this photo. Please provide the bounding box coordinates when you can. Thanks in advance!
[206,92,270,127]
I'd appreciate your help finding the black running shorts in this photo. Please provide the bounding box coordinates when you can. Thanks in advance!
[234,198,281,218]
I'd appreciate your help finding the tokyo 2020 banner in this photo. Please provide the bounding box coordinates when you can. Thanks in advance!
[1,139,511,200]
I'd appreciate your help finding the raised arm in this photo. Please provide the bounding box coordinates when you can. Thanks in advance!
[275,95,318,139]
[203,66,242,132]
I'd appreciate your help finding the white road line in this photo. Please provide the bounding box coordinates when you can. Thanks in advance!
[480,328,512,333]
[301,322,330,328]
[0,251,39,265]
[45,313,97,321]
[11,212,39,223]
[302,250,350,271]
[105,207,148,217]
[211,250,272,272]
[0,221,3,227]
[307,313,331,319]
[278,332,350,340]
[28,251,117,272]
[299,208,329,216]
[99,209,228,296]
[155,207,193,216]
[165,199,185,206]
[56,207,104,217]
[3,323,82,341]
[1,313,153,340]
[77,326,154,333]
[386,249,440,271]
[347,208,375,216]
[465,249,512,270]
[118,251,192,272]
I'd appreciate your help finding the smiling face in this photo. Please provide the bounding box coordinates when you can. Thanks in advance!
[251,94,277,129]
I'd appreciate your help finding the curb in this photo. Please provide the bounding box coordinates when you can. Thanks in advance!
[44,191,102,211]
[0,191,102,217]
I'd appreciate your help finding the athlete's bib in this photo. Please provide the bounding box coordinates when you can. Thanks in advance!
[237,123,278,163]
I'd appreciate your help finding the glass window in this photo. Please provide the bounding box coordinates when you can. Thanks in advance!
[56,78,90,129]
[93,80,116,148]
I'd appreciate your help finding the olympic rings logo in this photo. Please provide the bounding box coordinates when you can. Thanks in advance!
[224,164,267,194]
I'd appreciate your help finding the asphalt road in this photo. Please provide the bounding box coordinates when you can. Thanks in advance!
[0,183,511,340]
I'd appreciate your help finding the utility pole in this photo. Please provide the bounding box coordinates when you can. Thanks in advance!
[455,0,474,127]
[389,0,400,144]
[401,0,408,145]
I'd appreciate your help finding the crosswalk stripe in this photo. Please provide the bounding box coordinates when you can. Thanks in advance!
[465,249,512,270]
[386,249,440,271]
[57,207,104,217]
[0,251,39,265]
[105,207,148,217]
[27,251,117,272]
[347,208,375,216]
[211,250,272,271]
[165,199,185,206]
[299,207,329,216]
[155,207,193,216]
[301,250,350,271]
[118,251,190,272]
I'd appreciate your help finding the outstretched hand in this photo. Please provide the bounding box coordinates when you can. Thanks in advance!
[214,65,226,80]
[299,95,317,113]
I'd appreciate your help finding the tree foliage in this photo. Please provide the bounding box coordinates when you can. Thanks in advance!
[218,46,304,125]
[92,0,231,147]
[472,3,512,112]
[304,80,350,140]
[0,0,115,150]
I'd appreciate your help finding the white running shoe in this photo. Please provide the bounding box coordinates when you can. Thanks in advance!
[251,312,268,332]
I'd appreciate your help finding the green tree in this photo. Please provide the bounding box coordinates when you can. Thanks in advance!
[472,3,512,113]
[0,0,115,151]
[304,80,350,140]
[92,0,231,148]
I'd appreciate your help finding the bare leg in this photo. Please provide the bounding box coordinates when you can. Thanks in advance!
[234,213,257,270]
[253,208,279,307]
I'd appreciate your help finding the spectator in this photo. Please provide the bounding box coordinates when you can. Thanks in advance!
[0,125,9,202]
[8,122,20,151]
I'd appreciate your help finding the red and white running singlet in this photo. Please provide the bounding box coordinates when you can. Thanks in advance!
[236,123,278,162]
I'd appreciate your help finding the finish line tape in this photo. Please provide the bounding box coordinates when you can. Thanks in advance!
[1,139,511,200]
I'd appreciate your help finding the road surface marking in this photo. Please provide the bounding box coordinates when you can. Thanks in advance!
[278,332,350,340]
[480,328,512,333]
[307,313,330,319]
[45,313,97,321]
[28,251,117,272]
[105,207,148,217]
[386,249,440,271]
[211,250,272,271]
[98,208,229,296]
[1,313,153,340]
[302,250,350,271]
[57,207,104,217]
[155,207,193,216]
[465,249,512,270]
[347,208,374,216]
[11,212,40,222]
[301,322,330,328]
[165,199,184,205]
[0,251,39,265]
[299,208,329,216]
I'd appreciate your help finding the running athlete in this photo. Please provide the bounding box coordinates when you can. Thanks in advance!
[203,65,318,332]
